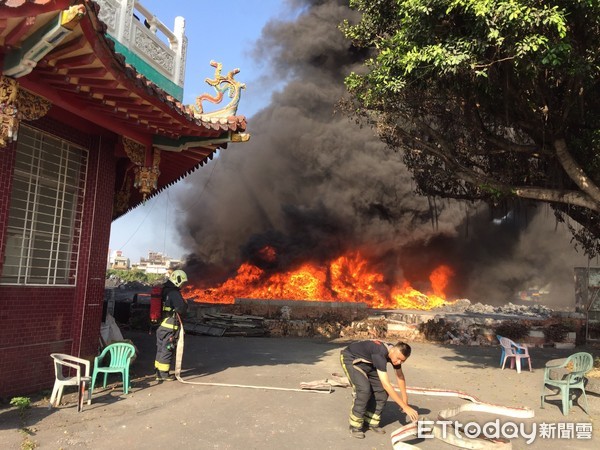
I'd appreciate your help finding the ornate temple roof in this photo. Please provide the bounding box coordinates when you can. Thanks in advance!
[0,0,248,217]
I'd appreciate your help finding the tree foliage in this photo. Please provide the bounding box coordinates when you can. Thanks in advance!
[341,0,600,256]
[106,269,164,284]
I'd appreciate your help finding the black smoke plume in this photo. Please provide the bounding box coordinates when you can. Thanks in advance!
[177,0,591,308]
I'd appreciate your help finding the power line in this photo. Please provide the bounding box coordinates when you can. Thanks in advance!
[163,191,169,255]
[114,195,159,251]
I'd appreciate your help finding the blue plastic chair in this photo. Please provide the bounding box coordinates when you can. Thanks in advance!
[496,335,505,365]
[541,352,593,416]
[90,342,136,397]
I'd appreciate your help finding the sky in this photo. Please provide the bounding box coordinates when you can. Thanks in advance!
[109,0,293,261]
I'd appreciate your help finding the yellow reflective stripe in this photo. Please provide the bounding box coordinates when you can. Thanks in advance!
[364,412,381,426]
[163,306,173,311]
[155,361,170,371]
[349,413,363,428]
[160,321,178,330]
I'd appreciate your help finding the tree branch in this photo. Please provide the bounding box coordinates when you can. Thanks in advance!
[553,138,600,204]
[514,187,600,211]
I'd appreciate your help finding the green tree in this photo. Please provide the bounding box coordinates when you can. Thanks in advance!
[106,269,164,284]
[341,0,600,256]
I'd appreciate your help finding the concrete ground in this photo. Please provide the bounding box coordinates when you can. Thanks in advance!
[1,330,599,449]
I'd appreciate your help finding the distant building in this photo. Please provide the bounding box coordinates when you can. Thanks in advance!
[138,251,181,274]
[110,251,131,270]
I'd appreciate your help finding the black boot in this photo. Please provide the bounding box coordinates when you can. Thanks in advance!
[349,426,365,439]
[156,371,175,381]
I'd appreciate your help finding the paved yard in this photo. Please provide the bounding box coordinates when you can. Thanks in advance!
[1,331,598,449]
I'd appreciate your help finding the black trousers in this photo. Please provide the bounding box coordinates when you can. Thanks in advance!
[154,325,175,376]
[340,350,388,428]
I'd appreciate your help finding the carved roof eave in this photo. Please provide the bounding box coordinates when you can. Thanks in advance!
[80,1,246,136]
[5,0,249,217]
[11,1,246,139]
[114,142,226,219]
[113,129,249,219]
[0,0,72,15]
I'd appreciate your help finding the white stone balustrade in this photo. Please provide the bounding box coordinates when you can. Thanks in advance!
[94,0,187,99]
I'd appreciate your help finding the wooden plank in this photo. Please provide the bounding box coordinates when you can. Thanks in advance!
[185,324,226,337]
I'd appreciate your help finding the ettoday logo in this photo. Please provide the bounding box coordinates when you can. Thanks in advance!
[417,420,593,444]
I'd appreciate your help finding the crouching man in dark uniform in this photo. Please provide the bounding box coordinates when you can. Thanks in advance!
[154,270,188,381]
[340,340,419,439]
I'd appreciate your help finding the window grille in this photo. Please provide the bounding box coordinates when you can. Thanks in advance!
[1,125,88,285]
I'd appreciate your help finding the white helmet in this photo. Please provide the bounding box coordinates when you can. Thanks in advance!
[169,269,188,288]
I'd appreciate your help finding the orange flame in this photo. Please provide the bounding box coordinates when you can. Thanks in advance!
[184,249,455,310]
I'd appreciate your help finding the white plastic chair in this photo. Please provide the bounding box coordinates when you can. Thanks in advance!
[49,353,91,410]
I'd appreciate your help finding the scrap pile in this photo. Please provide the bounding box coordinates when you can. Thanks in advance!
[184,313,268,337]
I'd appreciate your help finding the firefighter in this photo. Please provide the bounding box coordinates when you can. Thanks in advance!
[154,269,189,381]
[340,340,419,439]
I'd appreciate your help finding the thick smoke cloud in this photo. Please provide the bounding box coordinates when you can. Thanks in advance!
[176,0,591,308]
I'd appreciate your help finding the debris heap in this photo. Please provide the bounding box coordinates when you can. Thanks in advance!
[184,313,268,337]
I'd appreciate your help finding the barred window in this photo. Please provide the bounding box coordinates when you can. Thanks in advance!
[1,125,88,285]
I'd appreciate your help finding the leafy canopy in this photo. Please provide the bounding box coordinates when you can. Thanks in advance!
[341,0,600,256]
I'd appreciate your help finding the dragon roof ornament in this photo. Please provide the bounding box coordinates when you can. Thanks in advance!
[187,61,245,120]
[0,76,51,147]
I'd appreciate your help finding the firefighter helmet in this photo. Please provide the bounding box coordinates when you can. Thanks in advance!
[169,269,188,288]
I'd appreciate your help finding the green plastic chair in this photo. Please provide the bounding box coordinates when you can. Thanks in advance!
[91,342,136,397]
[540,352,593,416]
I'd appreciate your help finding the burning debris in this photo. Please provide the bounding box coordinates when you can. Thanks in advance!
[107,274,583,348]
[184,250,454,310]
[102,4,594,351]
[175,0,590,312]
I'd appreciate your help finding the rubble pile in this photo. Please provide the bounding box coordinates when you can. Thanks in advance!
[105,277,150,290]
[433,299,554,317]
[105,278,582,346]
[185,313,268,337]
[105,280,152,303]
[265,319,345,338]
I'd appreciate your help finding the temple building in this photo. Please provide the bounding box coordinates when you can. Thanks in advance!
[0,0,248,397]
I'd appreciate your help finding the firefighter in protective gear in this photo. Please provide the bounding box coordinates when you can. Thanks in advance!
[340,340,419,439]
[154,269,189,381]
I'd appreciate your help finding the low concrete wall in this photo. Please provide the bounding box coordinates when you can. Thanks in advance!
[230,298,369,321]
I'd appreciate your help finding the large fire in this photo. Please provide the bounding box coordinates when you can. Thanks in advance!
[184,248,455,310]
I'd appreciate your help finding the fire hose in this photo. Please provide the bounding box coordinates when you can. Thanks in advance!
[173,318,534,447]
[392,386,535,449]
[298,373,534,449]
[173,318,331,394]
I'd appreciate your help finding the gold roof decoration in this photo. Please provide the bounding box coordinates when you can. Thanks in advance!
[123,137,161,201]
[187,61,246,120]
[0,76,51,147]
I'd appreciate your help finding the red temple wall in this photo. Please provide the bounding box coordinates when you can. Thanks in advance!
[0,113,116,398]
